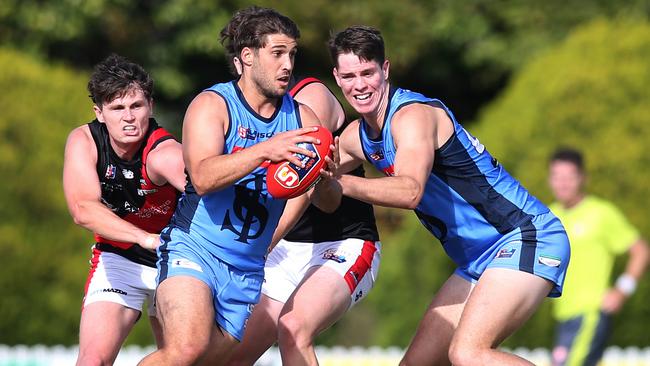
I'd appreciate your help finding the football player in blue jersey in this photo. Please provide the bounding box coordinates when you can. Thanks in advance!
[138,7,339,366]
[325,25,571,366]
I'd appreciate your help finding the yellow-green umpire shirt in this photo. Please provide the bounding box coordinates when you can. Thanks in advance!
[549,195,639,320]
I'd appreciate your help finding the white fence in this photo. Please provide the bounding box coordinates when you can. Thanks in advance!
[2,345,650,365]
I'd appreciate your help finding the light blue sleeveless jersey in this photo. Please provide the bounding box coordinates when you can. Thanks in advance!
[169,80,302,271]
[359,87,550,269]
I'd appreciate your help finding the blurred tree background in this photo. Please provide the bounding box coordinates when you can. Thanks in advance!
[1,0,649,349]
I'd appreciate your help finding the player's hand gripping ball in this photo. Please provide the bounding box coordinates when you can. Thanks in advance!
[266,126,333,199]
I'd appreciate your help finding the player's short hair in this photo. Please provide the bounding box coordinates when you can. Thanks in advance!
[87,54,153,107]
[328,25,385,67]
[550,147,584,172]
[220,6,300,76]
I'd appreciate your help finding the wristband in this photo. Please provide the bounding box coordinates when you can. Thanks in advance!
[144,236,157,250]
[615,273,637,296]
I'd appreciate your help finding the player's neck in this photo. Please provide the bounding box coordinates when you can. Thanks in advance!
[109,138,141,161]
[237,76,280,119]
[561,193,585,209]
[361,83,391,138]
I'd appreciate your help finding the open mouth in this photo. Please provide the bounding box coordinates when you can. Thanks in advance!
[354,93,371,101]
[123,125,138,135]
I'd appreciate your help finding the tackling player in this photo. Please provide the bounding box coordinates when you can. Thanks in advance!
[63,54,186,365]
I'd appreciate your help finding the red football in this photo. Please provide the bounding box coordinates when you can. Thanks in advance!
[266,126,333,199]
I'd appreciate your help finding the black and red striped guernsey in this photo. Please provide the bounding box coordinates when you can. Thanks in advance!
[284,76,379,243]
[88,118,180,267]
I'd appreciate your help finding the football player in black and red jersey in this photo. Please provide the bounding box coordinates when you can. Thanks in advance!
[63,54,186,366]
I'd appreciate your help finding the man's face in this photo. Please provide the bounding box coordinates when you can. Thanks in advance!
[250,33,297,98]
[333,52,389,116]
[549,160,584,204]
[94,86,152,146]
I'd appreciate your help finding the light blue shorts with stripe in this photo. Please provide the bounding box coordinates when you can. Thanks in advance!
[454,211,571,297]
[156,227,263,341]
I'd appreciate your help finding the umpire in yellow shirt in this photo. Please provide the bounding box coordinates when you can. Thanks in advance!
[548,147,649,366]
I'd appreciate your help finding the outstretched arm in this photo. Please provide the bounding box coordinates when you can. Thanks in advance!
[62,126,159,250]
[335,104,442,209]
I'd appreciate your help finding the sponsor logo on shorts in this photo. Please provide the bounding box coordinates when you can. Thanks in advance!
[496,248,516,259]
[171,259,203,272]
[90,288,128,296]
[538,255,562,267]
[354,290,363,302]
[322,249,346,263]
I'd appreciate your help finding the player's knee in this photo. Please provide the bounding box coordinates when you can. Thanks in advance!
[448,339,482,366]
[160,337,211,365]
[76,353,114,366]
[277,314,313,349]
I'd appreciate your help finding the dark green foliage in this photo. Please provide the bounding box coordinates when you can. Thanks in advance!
[0,48,95,344]
[3,0,648,122]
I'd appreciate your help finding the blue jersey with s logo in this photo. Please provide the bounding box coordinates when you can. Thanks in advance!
[169,80,302,271]
[359,87,549,268]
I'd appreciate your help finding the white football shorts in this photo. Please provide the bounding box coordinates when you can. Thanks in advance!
[83,249,158,317]
[262,238,381,308]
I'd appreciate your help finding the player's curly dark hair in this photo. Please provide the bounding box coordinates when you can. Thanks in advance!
[328,25,385,67]
[220,6,300,77]
[87,54,153,107]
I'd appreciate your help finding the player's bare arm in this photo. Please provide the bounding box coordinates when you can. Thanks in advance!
[294,82,345,132]
[183,92,320,195]
[297,103,341,213]
[337,104,445,209]
[63,126,158,250]
[146,138,186,192]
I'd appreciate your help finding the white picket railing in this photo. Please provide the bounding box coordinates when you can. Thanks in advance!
[1,345,650,365]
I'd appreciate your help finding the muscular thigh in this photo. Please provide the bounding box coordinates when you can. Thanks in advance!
[155,276,216,346]
[401,274,473,366]
[454,268,553,348]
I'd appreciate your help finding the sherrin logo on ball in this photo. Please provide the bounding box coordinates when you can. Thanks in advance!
[266,126,333,199]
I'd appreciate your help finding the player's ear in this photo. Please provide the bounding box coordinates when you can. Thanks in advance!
[233,56,243,75]
[382,60,390,81]
[333,67,341,87]
[240,47,254,69]
[93,105,104,123]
